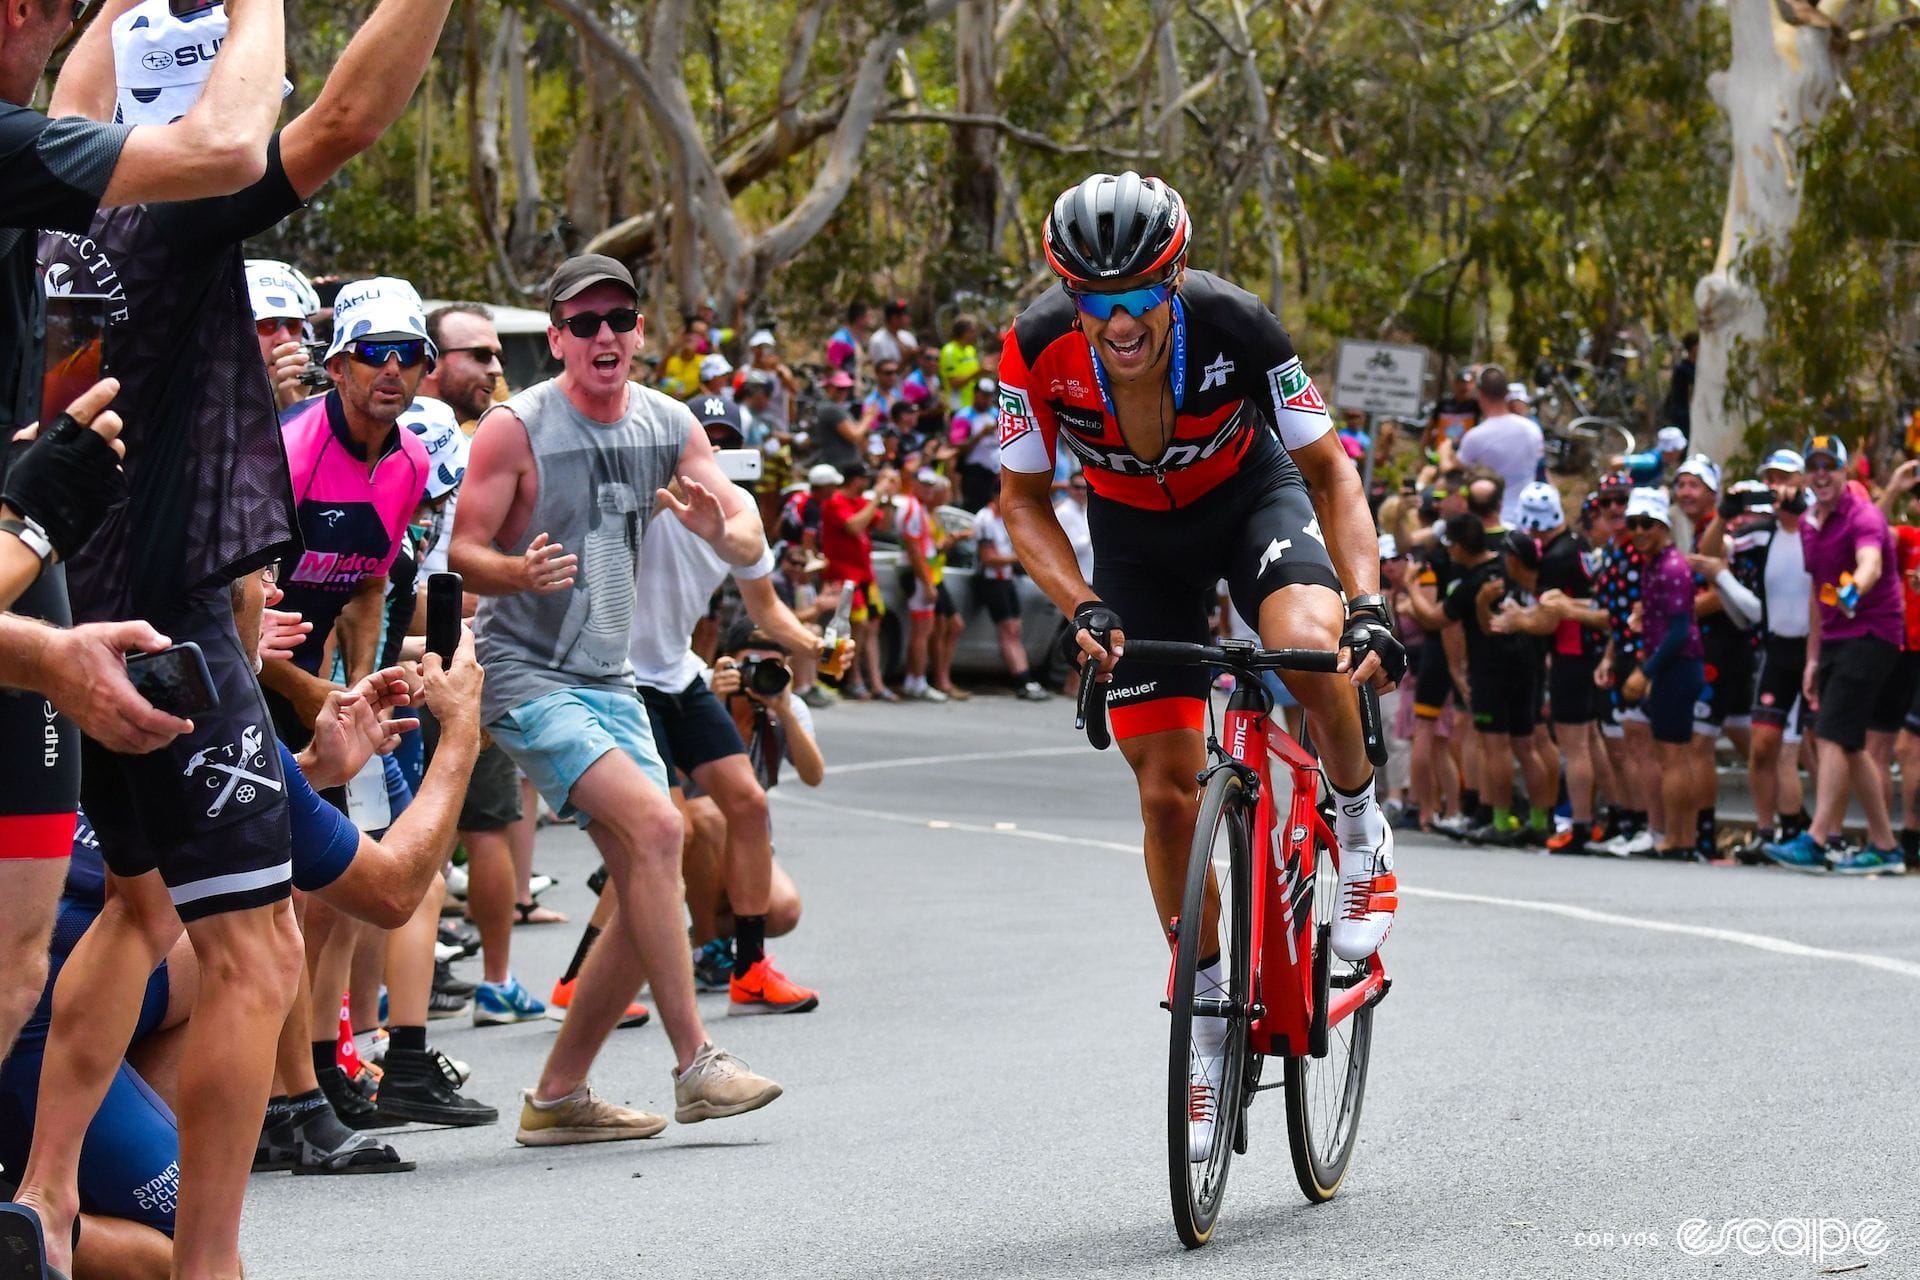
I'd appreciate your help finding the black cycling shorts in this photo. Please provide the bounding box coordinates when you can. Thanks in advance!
[1469,663,1537,737]
[1549,651,1598,725]
[641,675,749,784]
[978,577,1020,624]
[1647,657,1704,745]
[1693,638,1755,732]
[0,570,80,860]
[1752,635,1807,730]
[1088,469,1339,740]
[1872,649,1920,736]
[81,589,292,923]
[1412,637,1455,719]
[1815,635,1897,753]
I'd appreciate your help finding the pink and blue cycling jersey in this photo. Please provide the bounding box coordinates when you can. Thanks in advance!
[277,391,429,673]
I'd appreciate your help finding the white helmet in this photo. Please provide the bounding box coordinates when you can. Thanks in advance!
[244,259,321,325]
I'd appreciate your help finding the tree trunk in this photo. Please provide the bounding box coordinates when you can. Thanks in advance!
[949,0,999,284]
[1691,0,1848,459]
[505,12,543,267]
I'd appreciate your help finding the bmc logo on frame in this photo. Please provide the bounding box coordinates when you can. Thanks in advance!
[1676,1217,1890,1265]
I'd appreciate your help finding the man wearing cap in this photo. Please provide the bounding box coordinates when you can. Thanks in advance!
[246,258,321,411]
[1457,364,1543,528]
[811,369,863,471]
[1764,435,1905,872]
[869,298,920,367]
[1493,481,1610,852]
[956,376,1003,511]
[1733,449,1814,856]
[1426,368,1481,457]
[453,253,784,1145]
[694,352,735,404]
[898,467,961,701]
[1589,471,1663,855]
[1619,426,1690,487]
[818,461,897,699]
[1669,454,1751,859]
[12,0,470,1263]
[1616,488,1707,859]
[741,329,797,439]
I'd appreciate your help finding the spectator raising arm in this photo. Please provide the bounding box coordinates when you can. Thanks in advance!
[53,0,285,204]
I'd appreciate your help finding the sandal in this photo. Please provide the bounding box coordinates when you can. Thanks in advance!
[514,901,568,926]
[0,1203,68,1280]
[257,1099,416,1175]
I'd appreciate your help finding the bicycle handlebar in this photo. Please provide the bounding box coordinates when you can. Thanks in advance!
[1072,637,1388,767]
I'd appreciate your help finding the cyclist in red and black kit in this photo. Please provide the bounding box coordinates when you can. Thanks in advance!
[998,172,1405,976]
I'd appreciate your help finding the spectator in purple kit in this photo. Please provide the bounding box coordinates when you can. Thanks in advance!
[1764,435,1906,873]
[1616,488,1705,861]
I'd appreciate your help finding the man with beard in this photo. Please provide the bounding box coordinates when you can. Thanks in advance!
[424,303,505,428]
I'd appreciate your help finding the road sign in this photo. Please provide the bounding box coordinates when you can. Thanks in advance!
[1334,340,1429,419]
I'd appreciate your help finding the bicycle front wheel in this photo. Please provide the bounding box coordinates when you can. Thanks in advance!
[1167,766,1254,1248]
[1283,825,1375,1202]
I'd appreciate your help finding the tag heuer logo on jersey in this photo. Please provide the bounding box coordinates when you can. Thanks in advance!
[1269,358,1327,415]
[1199,352,1234,392]
[998,386,1036,447]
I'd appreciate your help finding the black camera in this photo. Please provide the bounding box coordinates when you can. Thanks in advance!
[298,341,333,390]
[737,655,792,698]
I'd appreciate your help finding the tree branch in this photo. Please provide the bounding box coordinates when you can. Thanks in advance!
[879,109,1158,157]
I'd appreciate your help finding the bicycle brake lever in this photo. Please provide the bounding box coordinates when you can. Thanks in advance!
[1075,655,1111,751]
[1358,683,1387,768]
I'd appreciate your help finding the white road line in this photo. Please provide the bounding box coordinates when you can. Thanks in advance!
[822,745,1084,776]
[773,791,1920,982]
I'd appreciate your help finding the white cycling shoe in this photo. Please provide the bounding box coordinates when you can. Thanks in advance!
[1329,824,1397,961]
[1186,1047,1225,1162]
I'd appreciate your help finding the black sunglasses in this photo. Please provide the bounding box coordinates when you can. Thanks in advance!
[1624,515,1660,531]
[347,339,429,369]
[1598,494,1628,508]
[443,345,502,365]
[558,308,640,339]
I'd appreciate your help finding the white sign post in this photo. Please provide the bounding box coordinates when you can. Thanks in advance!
[1334,339,1430,491]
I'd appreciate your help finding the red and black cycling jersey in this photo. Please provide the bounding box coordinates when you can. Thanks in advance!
[996,270,1334,510]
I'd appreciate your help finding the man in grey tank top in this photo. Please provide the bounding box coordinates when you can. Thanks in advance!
[451,255,783,1143]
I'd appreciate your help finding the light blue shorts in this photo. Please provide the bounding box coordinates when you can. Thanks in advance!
[487,687,669,827]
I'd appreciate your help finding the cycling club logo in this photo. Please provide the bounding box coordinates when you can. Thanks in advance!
[1267,357,1327,415]
[182,726,283,819]
[998,385,1036,448]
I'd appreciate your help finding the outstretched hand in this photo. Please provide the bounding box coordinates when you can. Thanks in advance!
[521,532,577,594]
[657,475,728,544]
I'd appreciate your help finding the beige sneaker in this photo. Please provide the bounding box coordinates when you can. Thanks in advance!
[672,1042,783,1123]
[514,1084,667,1146]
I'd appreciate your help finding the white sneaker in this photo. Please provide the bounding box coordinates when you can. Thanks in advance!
[1330,825,1397,962]
[1187,1050,1224,1162]
[446,864,469,899]
[1621,829,1656,856]
[1592,831,1634,857]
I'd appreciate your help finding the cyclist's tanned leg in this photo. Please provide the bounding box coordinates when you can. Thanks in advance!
[1260,586,1370,793]
[1120,729,1213,940]
[0,861,68,1062]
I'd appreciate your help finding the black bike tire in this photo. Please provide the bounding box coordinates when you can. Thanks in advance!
[1167,767,1254,1249]
[1283,826,1375,1203]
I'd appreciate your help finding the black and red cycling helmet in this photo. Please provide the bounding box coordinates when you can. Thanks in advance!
[1043,172,1190,287]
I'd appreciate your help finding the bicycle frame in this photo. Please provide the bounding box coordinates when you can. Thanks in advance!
[1215,688,1387,1060]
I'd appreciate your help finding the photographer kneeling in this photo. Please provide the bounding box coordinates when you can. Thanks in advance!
[687,621,824,981]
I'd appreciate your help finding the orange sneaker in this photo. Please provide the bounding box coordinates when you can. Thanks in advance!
[728,957,820,1016]
[548,976,651,1028]
[1545,827,1587,855]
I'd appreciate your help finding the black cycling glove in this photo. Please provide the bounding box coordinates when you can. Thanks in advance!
[1341,599,1408,684]
[1061,600,1124,663]
[1,412,124,562]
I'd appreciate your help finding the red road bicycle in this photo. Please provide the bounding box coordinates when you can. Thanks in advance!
[1075,638,1392,1248]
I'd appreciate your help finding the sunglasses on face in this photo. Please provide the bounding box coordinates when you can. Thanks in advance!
[1625,516,1661,531]
[1598,494,1628,508]
[347,339,429,369]
[443,345,503,365]
[256,317,300,339]
[1069,282,1174,321]
[558,307,640,339]
[1808,459,1841,474]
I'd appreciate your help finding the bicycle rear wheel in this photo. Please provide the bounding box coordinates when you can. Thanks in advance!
[1283,824,1374,1202]
[1167,767,1254,1248]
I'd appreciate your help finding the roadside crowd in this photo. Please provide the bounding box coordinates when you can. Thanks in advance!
[1370,365,1920,876]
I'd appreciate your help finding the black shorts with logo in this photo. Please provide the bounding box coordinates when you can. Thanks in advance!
[81,589,292,923]
[0,570,80,860]
[1752,635,1807,730]
[1469,662,1538,737]
[1695,637,1755,731]
[1088,468,1339,741]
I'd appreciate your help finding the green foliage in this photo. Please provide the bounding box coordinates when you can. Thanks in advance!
[1738,33,1920,465]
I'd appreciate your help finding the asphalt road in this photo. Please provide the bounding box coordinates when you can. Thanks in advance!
[245,693,1920,1278]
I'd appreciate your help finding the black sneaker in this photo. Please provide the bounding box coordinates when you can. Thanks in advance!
[433,959,477,1000]
[437,920,481,958]
[1467,822,1523,847]
[317,1063,386,1130]
[692,937,734,994]
[373,1048,500,1127]
[428,987,473,1021]
[256,1093,415,1174]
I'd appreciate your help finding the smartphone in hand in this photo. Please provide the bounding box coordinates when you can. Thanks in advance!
[426,572,462,664]
[125,642,220,718]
